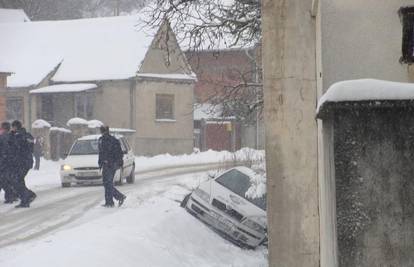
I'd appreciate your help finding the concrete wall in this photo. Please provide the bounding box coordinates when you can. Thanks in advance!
[93,80,133,129]
[320,0,414,91]
[135,79,194,156]
[332,105,414,266]
[263,0,319,266]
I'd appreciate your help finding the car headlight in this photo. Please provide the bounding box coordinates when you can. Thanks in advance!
[61,164,72,171]
[194,188,210,203]
[243,218,266,234]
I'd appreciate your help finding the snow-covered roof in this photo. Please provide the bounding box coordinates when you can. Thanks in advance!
[317,79,414,113]
[0,8,30,23]
[0,12,157,88]
[67,117,89,126]
[32,119,51,129]
[137,73,197,81]
[30,83,97,94]
[79,134,123,141]
[88,120,104,128]
[50,127,72,133]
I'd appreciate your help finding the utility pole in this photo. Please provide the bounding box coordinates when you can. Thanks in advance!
[262,0,320,266]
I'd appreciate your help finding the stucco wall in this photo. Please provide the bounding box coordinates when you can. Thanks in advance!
[93,80,133,129]
[135,79,194,156]
[320,0,414,92]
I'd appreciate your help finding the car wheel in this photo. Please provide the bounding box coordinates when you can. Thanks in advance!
[126,165,135,184]
[180,193,191,208]
[62,182,71,188]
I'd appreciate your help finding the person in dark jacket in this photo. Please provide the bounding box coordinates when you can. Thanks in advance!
[9,120,36,208]
[98,126,126,207]
[33,136,43,170]
[0,122,18,203]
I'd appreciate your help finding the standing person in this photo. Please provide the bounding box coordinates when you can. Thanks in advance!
[9,120,36,208]
[0,122,17,204]
[33,136,43,170]
[98,126,126,207]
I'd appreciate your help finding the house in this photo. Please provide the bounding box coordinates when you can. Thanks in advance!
[0,71,12,121]
[0,12,196,156]
[186,44,264,151]
[0,8,30,23]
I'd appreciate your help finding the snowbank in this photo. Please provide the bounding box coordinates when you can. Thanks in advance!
[135,148,265,173]
[32,119,51,129]
[317,79,414,113]
[0,8,30,23]
[67,117,88,126]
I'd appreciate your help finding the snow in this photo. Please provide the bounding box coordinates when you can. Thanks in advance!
[317,79,414,113]
[0,13,156,87]
[0,8,30,23]
[135,147,264,173]
[137,73,197,81]
[50,127,72,133]
[88,119,104,128]
[30,83,97,94]
[67,117,89,126]
[194,103,224,120]
[0,172,267,267]
[0,151,268,267]
[110,128,136,133]
[32,119,51,129]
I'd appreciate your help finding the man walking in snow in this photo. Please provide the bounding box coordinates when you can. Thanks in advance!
[98,126,126,207]
[9,120,37,208]
[33,136,43,170]
[0,122,18,204]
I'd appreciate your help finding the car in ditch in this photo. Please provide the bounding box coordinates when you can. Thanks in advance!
[182,166,267,249]
[60,135,135,187]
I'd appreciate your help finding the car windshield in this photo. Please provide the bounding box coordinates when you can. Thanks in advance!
[215,169,266,210]
[69,140,99,155]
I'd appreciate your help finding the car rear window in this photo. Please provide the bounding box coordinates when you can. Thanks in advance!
[215,169,266,210]
[70,140,99,155]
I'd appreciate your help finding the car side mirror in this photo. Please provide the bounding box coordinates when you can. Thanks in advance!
[207,171,216,180]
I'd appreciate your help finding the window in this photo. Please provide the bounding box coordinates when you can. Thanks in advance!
[75,93,95,120]
[399,6,414,63]
[6,97,24,122]
[156,94,175,120]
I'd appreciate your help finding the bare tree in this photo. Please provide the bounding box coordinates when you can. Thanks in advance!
[143,0,262,124]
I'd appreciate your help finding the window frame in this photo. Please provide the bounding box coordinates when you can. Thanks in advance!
[399,6,414,64]
[155,93,175,121]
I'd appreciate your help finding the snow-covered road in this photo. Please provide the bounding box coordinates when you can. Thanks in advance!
[0,163,268,267]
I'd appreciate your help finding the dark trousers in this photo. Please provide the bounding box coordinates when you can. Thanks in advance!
[12,167,35,205]
[102,165,124,205]
[34,155,40,170]
[0,169,18,201]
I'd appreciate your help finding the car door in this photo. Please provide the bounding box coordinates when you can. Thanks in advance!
[120,138,134,177]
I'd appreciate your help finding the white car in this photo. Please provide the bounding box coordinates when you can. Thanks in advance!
[60,135,135,187]
[182,167,267,249]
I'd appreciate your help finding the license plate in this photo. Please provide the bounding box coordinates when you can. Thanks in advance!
[80,172,99,177]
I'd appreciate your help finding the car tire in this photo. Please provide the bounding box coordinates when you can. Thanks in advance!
[126,165,135,184]
[62,182,71,188]
[180,193,191,208]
